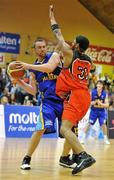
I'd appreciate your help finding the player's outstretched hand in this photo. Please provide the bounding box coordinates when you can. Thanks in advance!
[49,5,54,20]
[50,5,53,12]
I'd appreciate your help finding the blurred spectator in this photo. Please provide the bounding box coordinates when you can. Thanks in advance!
[0,67,6,94]
[109,101,114,111]
[101,73,111,90]
[14,85,28,104]
[0,95,9,105]
[25,100,33,106]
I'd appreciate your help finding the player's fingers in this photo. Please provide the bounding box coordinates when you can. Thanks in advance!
[15,61,25,67]
[49,5,54,18]
[15,61,21,63]
[16,66,24,70]
[15,61,22,65]
[15,62,25,69]
[50,5,53,11]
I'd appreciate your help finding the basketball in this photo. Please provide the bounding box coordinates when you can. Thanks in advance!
[7,61,26,79]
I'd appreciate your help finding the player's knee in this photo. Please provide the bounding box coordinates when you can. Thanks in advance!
[60,124,68,136]
[60,125,70,137]
[32,129,45,138]
[60,125,65,136]
[100,123,106,127]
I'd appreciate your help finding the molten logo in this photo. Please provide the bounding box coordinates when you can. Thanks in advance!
[0,35,17,45]
[9,112,39,124]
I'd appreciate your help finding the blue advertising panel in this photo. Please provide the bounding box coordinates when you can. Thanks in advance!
[108,110,114,139]
[4,105,58,138]
[0,32,20,54]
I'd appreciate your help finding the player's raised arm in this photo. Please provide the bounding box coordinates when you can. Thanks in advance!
[49,5,65,45]
[49,5,73,67]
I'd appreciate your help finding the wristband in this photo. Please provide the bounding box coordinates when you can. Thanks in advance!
[51,24,59,31]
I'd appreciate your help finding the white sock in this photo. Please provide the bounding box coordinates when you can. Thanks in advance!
[104,135,107,139]
[83,133,86,139]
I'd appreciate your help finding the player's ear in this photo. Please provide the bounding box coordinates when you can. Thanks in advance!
[75,43,79,49]
[71,42,76,50]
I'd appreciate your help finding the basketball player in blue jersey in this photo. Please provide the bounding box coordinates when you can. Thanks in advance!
[81,80,110,145]
[13,38,76,170]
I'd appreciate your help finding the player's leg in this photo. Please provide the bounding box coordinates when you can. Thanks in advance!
[59,139,77,168]
[20,104,47,170]
[20,101,56,170]
[102,124,110,144]
[60,119,95,174]
[80,123,91,144]
[26,131,45,157]
[61,89,96,175]
[20,130,45,170]
[99,111,110,145]
[61,140,71,156]
[60,125,78,156]
[56,102,77,168]
[80,110,97,144]
[60,120,84,154]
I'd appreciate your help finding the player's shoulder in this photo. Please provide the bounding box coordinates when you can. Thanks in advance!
[47,51,59,58]
[73,49,92,63]
[102,90,107,96]
[83,54,91,61]
[92,88,97,93]
[81,53,92,64]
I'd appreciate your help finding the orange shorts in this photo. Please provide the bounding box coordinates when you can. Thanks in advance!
[56,75,91,125]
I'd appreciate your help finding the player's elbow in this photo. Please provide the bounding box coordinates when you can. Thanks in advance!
[48,67,54,72]
[31,88,37,96]
[29,91,36,96]
[106,104,109,108]
[45,64,56,73]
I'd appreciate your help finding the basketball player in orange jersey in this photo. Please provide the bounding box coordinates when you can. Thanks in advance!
[49,5,96,175]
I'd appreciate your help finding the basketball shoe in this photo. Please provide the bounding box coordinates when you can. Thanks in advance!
[72,152,96,175]
[59,154,77,168]
[20,155,31,170]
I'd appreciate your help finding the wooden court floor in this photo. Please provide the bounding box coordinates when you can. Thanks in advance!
[0,138,114,180]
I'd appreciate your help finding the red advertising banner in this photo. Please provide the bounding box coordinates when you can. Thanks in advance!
[86,45,114,65]
[0,53,5,64]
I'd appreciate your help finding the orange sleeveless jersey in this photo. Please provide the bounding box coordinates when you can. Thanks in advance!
[60,58,91,89]
[56,52,92,124]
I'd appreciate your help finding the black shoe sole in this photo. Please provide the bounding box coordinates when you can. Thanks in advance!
[72,158,96,175]
[20,167,31,170]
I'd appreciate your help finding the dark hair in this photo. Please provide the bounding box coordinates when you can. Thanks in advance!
[95,80,104,89]
[33,37,46,48]
[76,35,89,52]
[97,80,104,85]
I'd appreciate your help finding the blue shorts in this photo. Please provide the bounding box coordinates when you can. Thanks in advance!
[36,99,63,133]
[89,109,106,126]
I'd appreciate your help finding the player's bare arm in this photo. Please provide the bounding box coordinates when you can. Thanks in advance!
[91,63,96,71]
[91,100,97,106]
[97,95,109,108]
[15,52,60,73]
[12,72,37,96]
[49,5,73,67]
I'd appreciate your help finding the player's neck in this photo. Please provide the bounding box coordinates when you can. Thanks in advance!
[97,89,102,95]
[37,55,45,63]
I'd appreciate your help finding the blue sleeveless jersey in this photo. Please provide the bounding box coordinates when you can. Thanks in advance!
[30,52,62,102]
[91,89,106,110]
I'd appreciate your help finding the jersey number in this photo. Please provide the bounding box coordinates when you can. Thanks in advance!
[77,66,88,80]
